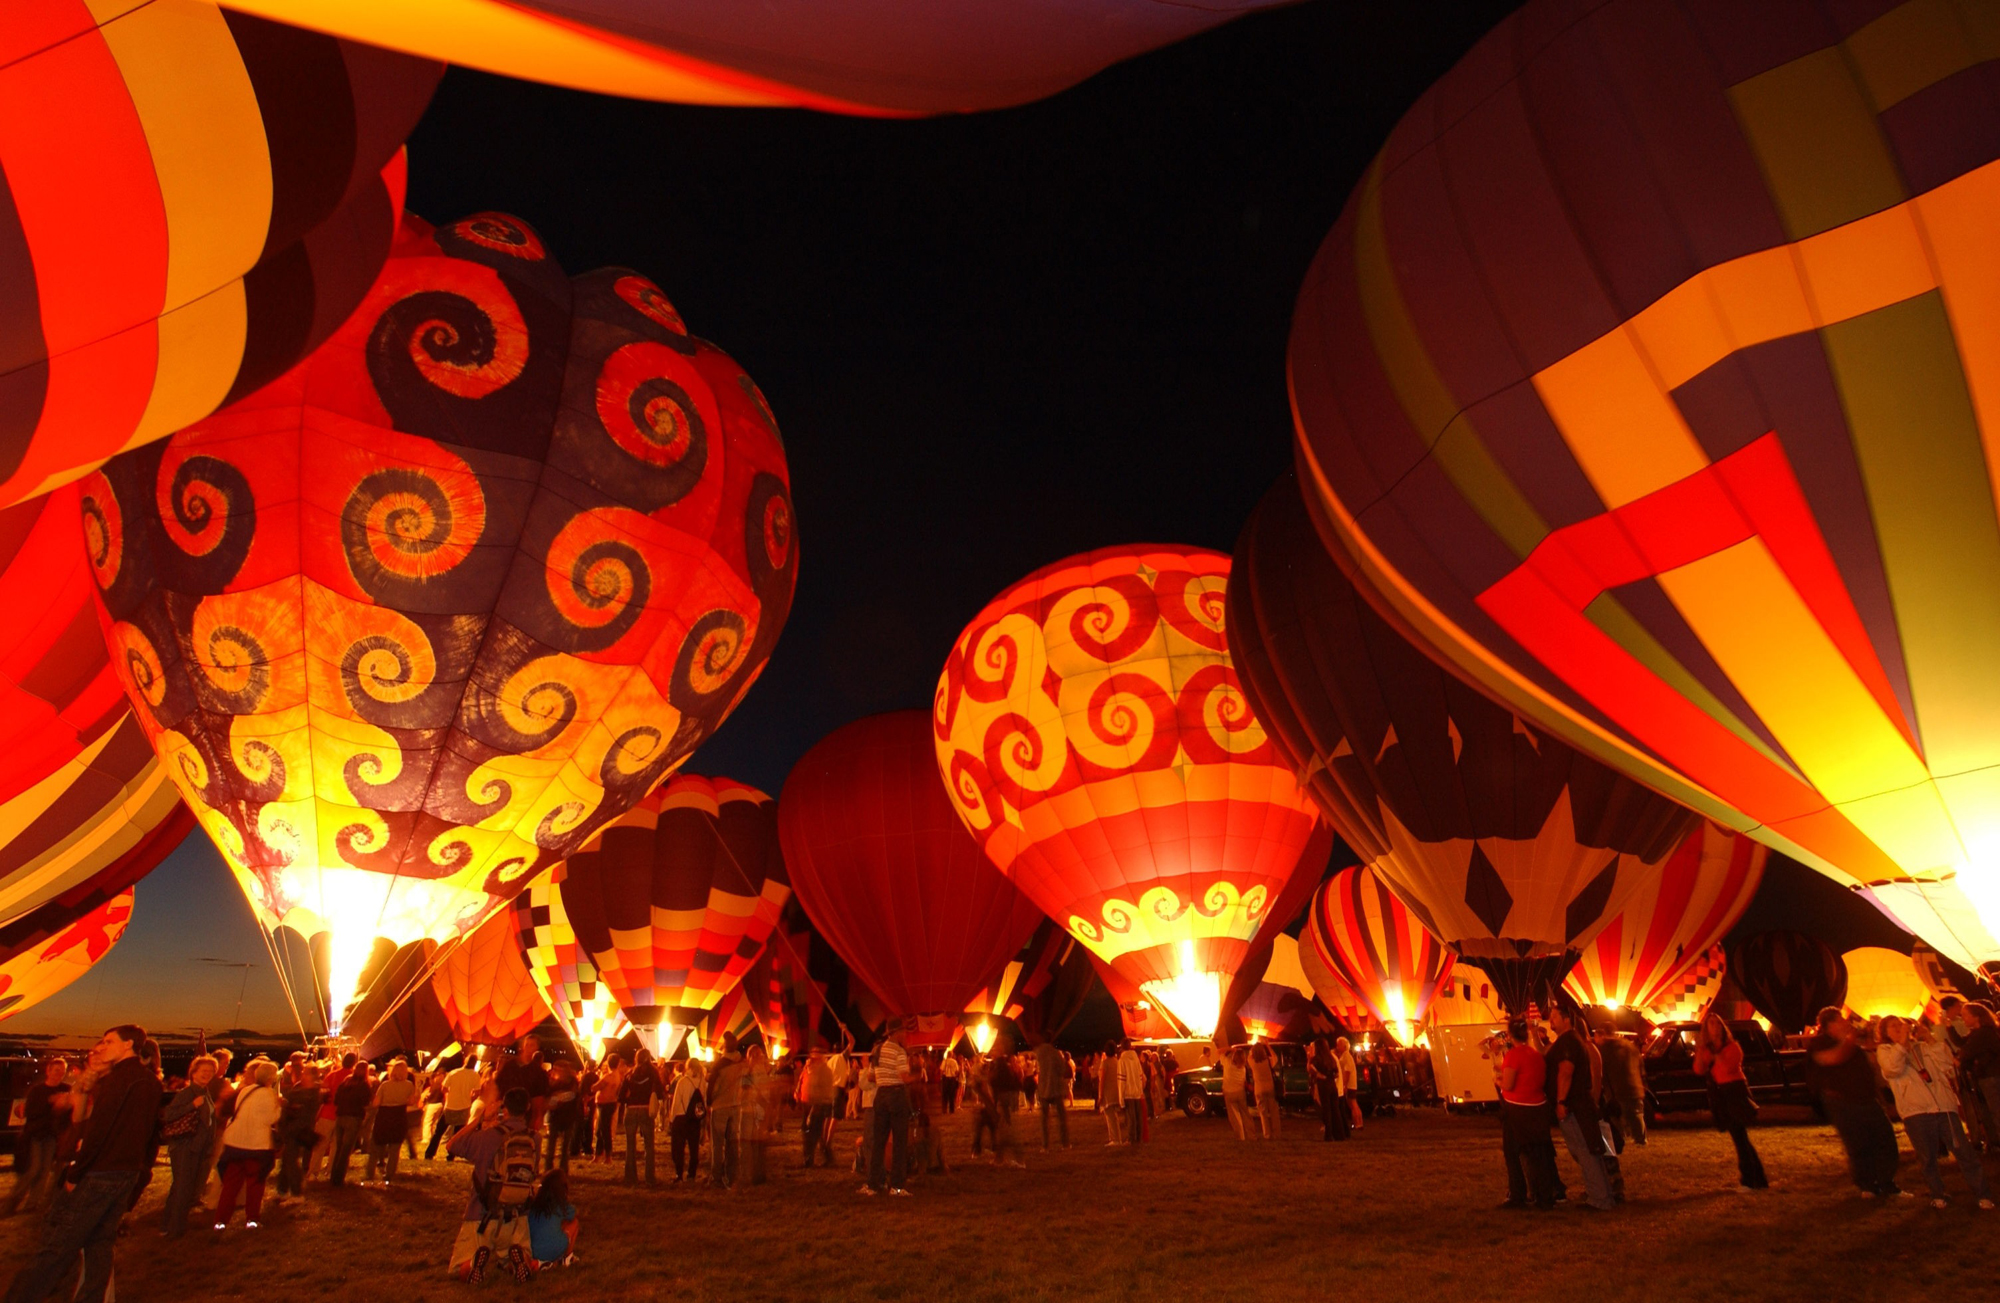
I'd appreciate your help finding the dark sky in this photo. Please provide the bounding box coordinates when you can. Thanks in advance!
[4,0,1932,1041]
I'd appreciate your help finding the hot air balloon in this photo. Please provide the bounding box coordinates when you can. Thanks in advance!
[430,908,549,1047]
[0,488,192,926]
[222,0,1289,114]
[1731,930,1848,1036]
[962,919,1073,1039]
[1911,941,1962,1002]
[1286,0,2000,971]
[783,711,1047,1046]
[0,5,440,505]
[0,803,192,1023]
[1305,865,1454,1042]
[511,865,630,1062]
[704,898,872,1059]
[561,775,790,1057]
[935,547,1321,1040]
[1841,947,1930,1021]
[83,212,797,1029]
[1564,822,1767,1013]
[1230,475,1698,1012]
[1645,943,1728,1024]
[1295,929,1380,1032]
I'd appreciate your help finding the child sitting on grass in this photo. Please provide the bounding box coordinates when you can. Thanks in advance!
[527,1171,579,1270]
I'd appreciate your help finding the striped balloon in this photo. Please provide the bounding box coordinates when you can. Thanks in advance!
[510,864,630,1062]
[1306,865,1454,1031]
[1642,944,1726,1023]
[1295,935,1379,1032]
[0,4,440,504]
[1565,822,1766,1012]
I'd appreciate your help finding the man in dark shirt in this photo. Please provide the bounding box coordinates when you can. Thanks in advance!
[1545,1007,1615,1211]
[328,1063,374,1187]
[1808,1007,1903,1198]
[3,1025,160,1303]
[497,1036,552,1134]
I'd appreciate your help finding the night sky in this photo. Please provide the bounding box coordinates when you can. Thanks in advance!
[2,0,1929,1042]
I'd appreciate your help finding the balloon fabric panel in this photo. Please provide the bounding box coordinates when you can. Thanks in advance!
[219,0,1291,114]
[935,546,1321,1037]
[1643,943,1727,1023]
[560,774,789,1041]
[1230,473,1697,1012]
[510,863,629,1058]
[1564,821,1767,1012]
[1287,0,2000,961]
[430,906,548,1046]
[0,3,440,504]
[1839,946,1929,1021]
[85,213,796,1026]
[783,711,1047,1020]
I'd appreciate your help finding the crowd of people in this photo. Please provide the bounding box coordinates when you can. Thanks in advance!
[1491,999,2000,1214]
[4,997,1997,1296]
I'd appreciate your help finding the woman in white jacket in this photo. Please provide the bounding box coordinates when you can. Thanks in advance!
[214,1060,282,1229]
[1877,1017,1994,1209]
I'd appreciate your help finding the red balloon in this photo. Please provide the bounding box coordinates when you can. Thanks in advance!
[780,711,1046,1036]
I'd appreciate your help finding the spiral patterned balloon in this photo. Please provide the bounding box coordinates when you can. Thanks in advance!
[85,213,796,1032]
[934,545,1319,1034]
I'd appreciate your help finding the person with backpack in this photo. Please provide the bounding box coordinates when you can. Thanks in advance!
[448,1087,538,1285]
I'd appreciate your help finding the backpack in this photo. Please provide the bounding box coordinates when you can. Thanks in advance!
[489,1128,541,1219]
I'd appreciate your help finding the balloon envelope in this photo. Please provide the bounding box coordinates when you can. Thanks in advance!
[1305,864,1454,1037]
[0,6,439,505]
[936,546,1321,1039]
[511,864,630,1061]
[1731,930,1848,1035]
[430,908,549,1047]
[85,213,796,1025]
[783,711,1046,1032]
[562,775,790,1057]
[1841,947,1929,1021]
[1230,475,1696,1013]
[1564,822,1766,1013]
[1287,0,2000,968]
[223,0,1290,114]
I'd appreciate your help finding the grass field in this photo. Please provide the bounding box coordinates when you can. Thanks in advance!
[0,1102,1992,1302]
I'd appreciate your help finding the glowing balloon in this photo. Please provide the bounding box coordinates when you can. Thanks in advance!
[510,864,630,1061]
[936,546,1321,1040]
[0,803,191,1023]
[561,775,791,1057]
[1427,962,1504,1028]
[1230,476,1697,1012]
[1288,0,2000,968]
[430,908,549,1047]
[0,4,439,505]
[1644,943,1727,1023]
[1564,822,1767,1012]
[783,711,1046,1043]
[1841,947,1929,1021]
[223,0,1289,114]
[1305,865,1454,1039]
[84,213,796,1026]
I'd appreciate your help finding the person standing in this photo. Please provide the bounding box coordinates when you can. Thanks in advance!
[544,1060,580,1175]
[706,1036,745,1189]
[1095,1047,1124,1145]
[1247,1044,1280,1140]
[1496,1020,1558,1209]
[1692,1014,1768,1191]
[1960,1003,2000,1154]
[213,1059,280,1230]
[1593,1025,1646,1150]
[1220,1045,1254,1140]
[2,1027,161,1303]
[1545,1008,1614,1211]
[619,1050,664,1186]
[590,1054,624,1166]
[862,1022,913,1196]
[327,1061,372,1187]
[275,1064,322,1199]
[364,1061,417,1186]
[940,1052,962,1114]
[1309,1039,1348,1141]
[800,1049,835,1167]
[1877,1015,1993,1209]
[668,1060,706,1181]
[1334,1038,1361,1134]
[497,1037,552,1138]
[1807,1007,1904,1199]
[1032,1037,1070,1150]
[4,1059,71,1216]
[310,1053,354,1180]
[427,1057,484,1162]
[1117,1042,1145,1146]
[159,1055,217,1240]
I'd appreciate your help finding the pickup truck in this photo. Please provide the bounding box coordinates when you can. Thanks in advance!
[1642,1020,1816,1123]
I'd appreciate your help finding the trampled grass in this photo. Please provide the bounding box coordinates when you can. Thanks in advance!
[0,1102,1992,1301]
